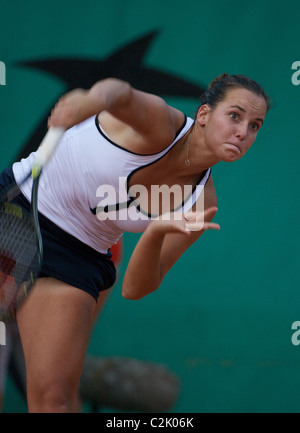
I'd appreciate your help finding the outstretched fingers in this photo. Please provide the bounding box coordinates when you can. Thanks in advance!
[184,207,220,232]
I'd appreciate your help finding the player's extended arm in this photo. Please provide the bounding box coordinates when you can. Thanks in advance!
[48,78,181,142]
[122,177,219,300]
[122,207,219,300]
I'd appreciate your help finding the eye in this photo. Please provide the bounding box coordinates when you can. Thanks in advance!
[229,112,239,120]
[249,122,259,131]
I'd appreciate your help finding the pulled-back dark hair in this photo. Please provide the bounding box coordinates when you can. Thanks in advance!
[199,73,270,112]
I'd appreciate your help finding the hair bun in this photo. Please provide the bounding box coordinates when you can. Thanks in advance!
[208,73,230,89]
[198,73,270,112]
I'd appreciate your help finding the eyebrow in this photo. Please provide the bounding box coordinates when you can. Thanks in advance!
[230,105,264,124]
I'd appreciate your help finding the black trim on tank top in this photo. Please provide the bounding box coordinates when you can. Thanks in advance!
[126,168,210,218]
[94,114,188,156]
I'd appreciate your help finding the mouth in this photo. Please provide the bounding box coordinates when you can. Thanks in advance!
[225,143,241,155]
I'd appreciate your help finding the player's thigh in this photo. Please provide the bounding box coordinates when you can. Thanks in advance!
[16,277,96,383]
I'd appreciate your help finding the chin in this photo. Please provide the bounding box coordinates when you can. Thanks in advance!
[222,151,241,162]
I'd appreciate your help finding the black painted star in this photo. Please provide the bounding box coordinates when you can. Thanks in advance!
[16,31,205,159]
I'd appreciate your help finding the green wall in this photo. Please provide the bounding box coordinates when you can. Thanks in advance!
[1,0,299,413]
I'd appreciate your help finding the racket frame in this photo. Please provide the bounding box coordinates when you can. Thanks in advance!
[0,127,65,321]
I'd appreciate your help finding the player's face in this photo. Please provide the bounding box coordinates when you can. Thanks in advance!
[202,88,267,162]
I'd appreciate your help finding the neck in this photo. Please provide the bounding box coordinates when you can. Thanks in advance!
[176,123,220,178]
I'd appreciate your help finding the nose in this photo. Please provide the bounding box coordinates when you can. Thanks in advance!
[235,122,248,140]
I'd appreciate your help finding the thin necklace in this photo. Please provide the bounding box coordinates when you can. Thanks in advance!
[185,133,192,166]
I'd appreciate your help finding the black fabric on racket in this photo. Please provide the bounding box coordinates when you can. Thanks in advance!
[0,175,42,322]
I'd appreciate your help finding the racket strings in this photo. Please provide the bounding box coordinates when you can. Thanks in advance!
[1,209,36,271]
[0,202,40,319]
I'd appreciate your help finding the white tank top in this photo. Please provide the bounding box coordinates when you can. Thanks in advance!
[13,115,211,254]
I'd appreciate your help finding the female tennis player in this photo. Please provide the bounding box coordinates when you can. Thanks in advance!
[3,73,269,412]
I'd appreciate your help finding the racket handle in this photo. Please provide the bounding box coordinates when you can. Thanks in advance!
[32,127,65,178]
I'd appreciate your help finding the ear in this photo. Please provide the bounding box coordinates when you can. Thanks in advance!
[196,104,211,126]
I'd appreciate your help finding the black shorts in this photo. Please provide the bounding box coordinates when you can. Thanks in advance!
[0,167,116,301]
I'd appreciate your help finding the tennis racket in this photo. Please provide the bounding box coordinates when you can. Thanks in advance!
[0,127,65,322]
